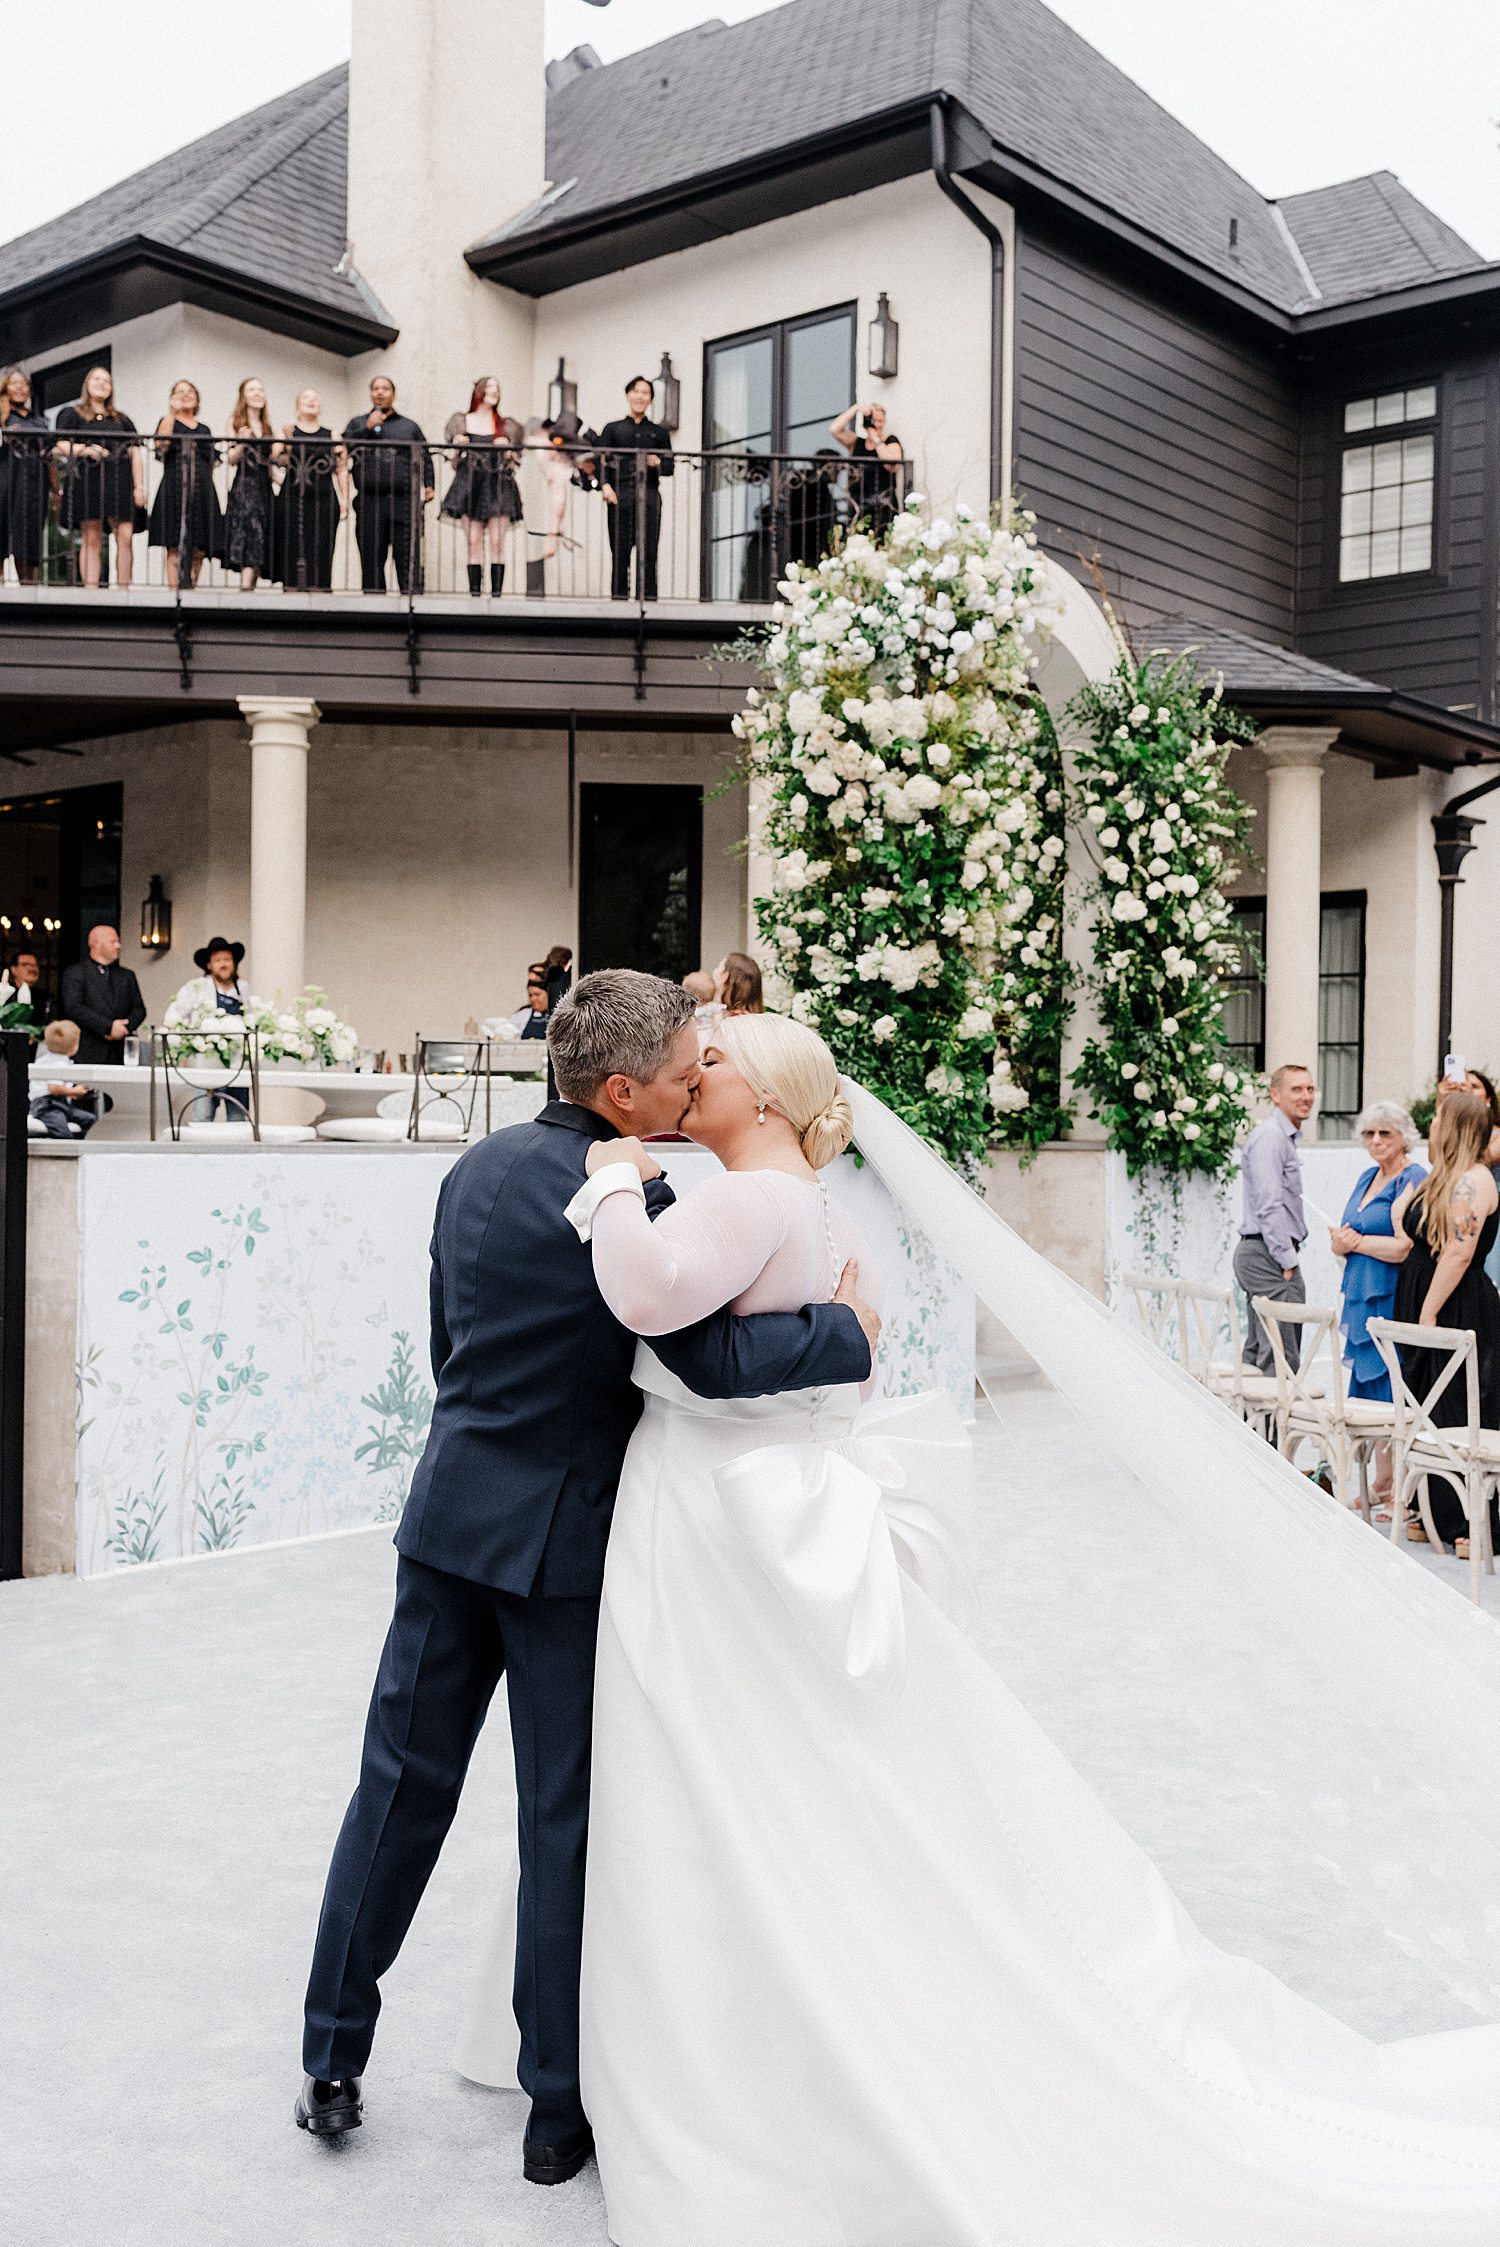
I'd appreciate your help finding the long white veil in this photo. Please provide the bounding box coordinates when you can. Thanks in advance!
[846,1081,1500,2037]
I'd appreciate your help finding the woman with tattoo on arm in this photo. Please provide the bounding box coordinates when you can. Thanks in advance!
[1391,1090,1500,1552]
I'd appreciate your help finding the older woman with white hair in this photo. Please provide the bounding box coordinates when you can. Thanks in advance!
[1328,1099,1426,1405]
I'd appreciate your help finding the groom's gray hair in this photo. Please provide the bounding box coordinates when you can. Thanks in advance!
[548,969,697,1100]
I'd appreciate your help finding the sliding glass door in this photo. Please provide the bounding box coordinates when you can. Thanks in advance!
[703,303,855,599]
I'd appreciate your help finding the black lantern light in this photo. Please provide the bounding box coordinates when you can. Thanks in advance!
[656,351,681,433]
[140,872,172,955]
[867,291,900,381]
[547,356,578,424]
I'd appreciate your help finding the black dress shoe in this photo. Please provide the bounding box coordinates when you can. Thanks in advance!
[523,2122,594,2185]
[295,2074,363,2136]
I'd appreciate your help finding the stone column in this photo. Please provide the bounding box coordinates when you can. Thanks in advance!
[1260,726,1338,1138]
[239,698,319,1005]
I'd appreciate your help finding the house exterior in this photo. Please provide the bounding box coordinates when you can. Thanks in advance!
[1,0,1498,1135]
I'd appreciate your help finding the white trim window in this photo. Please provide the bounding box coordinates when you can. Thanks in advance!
[1338,385,1437,583]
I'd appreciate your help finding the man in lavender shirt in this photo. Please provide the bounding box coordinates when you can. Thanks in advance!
[1234,1063,1317,1372]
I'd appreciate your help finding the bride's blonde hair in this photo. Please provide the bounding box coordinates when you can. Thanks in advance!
[713,1011,854,1169]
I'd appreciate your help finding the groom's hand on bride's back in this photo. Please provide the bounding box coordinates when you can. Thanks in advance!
[834,1259,881,1362]
[585,1135,663,1182]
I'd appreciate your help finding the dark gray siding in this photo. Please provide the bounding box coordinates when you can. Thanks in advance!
[1294,351,1499,721]
[1011,224,1299,638]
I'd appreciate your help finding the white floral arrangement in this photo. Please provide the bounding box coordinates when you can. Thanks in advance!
[159,984,360,1070]
[734,495,1069,1169]
[1068,649,1256,1176]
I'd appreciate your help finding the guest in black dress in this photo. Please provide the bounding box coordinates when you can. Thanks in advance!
[441,376,524,596]
[148,380,223,587]
[223,377,277,590]
[53,366,144,588]
[830,401,905,532]
[0,368,48,583]
[273,389,344,593]
[1393,1089,1500,1550]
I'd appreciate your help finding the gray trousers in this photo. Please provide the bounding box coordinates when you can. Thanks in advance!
[1234,1234,1305,1373]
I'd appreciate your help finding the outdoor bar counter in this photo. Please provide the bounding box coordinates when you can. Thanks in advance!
[21,1105,972,1580]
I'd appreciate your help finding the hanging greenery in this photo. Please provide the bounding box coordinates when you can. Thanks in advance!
[1067,650,1257,1177]
[733,498,1068,1171]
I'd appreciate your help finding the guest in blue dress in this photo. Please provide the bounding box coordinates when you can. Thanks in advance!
[1328,1100,1426,1402]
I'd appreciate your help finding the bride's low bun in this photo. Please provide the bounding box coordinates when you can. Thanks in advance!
[714,1008,854,1169]
[800,1090,854,1169]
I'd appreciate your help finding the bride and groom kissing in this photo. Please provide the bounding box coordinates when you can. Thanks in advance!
[296,968,1500,2244]
[296,971,881,2193]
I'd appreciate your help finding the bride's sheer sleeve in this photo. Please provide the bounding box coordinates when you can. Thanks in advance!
[568,1169,790,1335]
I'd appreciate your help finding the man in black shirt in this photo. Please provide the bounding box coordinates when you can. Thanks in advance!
[58,924,146,1065]
[342,377,435,594]
[597,376,675,601]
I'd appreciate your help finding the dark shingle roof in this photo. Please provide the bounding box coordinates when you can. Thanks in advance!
[0,67,392,338]
[479,0,1311,310]
[1276,172,1485,307]
[1138,621,1385,697]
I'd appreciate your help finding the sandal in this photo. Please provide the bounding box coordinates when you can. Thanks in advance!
[1404,1518,1429,1544]
[1456,1537,1471,1560]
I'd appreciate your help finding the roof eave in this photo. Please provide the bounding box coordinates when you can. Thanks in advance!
[1290,265,1500,337]
[0,236,398,358]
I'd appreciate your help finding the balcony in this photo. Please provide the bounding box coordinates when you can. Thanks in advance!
[0,431,911,739]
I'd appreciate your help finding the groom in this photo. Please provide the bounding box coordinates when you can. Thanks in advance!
[298,971,878,2181]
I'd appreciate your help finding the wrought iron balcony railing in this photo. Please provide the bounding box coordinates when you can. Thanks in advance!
[0,427,913,608]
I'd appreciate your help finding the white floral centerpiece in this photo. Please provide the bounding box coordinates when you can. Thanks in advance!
[1067,648,1256,1176]
[734,496,1069,1169]
[159,984,359,1070]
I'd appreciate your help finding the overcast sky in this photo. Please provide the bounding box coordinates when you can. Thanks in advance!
[5,0,1498,258]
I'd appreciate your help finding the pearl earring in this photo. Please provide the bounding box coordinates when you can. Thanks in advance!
[756,1099,767,1125]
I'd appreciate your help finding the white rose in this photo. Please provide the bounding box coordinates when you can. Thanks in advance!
[1133,1082,1152,1101]
[871,1015,897,1042]
[957,1005,994,1039]
[1128,703,1149,724]
[1099,827,1119,847]
[1183,1121,1202,1140]
[902,774,943,812]
[960,860,987,890]
[1161,1017,1179,1036]
[927,743,952,770]
[804,762,840,798]
[925,1064,964,1098]
[1120,1062,1138,1079]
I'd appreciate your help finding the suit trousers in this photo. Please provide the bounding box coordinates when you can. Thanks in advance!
[355,495,420,593]
[607,490,661,600]
[303,1554,600,2139]
[1234,1234,1305,1373]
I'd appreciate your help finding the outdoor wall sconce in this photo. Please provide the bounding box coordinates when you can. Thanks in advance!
[547,357,578,424]
[868,292,900,381]
[656,352,681,433]
[140,873,172,955]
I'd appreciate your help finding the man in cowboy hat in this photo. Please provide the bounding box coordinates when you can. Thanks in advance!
[169,936,249,1023]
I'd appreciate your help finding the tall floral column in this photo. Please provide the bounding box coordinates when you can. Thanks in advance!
[734,500,1068,1172]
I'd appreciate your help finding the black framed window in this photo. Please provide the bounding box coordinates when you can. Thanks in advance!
[702,303,855,599]
[33,347,111,425]
[1338,384,1437,583]
[1223,892,1366,1138]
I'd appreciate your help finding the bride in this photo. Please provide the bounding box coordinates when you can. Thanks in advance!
[474,1011,1500,2244]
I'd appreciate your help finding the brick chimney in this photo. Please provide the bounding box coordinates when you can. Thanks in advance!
[347,0,545,432]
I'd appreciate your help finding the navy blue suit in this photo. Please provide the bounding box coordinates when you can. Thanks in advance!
[303,1100,870,2135]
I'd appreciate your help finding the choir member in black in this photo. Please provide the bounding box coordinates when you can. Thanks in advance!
[598,374,675,600]
[273,389,344,593]
[441,375,524,596]
[148,380,223,587]
[223,377,277,591]
[53,366,144,588]
[342,376,433,594]
[0,368,48,584]
[830,401,905,532]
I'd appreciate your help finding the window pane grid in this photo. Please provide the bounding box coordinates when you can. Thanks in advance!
[1339,421,1434,583]
[1221,897,1364,1138]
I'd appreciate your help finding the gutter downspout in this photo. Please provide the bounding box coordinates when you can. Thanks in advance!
[930,97,1005,506]
[1433,765,1500,1073]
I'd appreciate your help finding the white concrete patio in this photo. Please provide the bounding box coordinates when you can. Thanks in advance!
[4,1386,1494,2246]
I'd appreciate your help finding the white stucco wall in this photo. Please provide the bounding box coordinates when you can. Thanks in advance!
[7,726,745,1052]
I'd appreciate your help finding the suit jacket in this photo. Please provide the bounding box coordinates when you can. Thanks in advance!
[397,1099,871,1597]
[58,958,146,1065]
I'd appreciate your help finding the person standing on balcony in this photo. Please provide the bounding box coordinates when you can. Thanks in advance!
[829,402,904,533]
[223,379,277,592]
[442,376,524,597]
[1234,1062,1316,1374]
[148,380,223,588]
[343,376,434,595]
[58,924,146,1066]
[0,367,48,586]
[598,375,674,601]
[273,390,344,593]
[53,366,144,589]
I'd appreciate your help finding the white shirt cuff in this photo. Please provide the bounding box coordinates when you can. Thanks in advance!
[564,1163,647,1242]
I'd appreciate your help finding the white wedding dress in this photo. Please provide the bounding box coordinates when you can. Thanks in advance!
[460,1119,1500,2244]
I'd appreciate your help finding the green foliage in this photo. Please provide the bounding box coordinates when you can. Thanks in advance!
[357,1330,435,1521]
[1067,650,1257,1178]
[736,499,1068,1171]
